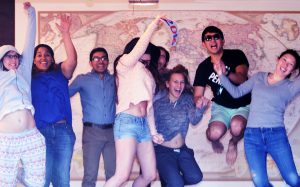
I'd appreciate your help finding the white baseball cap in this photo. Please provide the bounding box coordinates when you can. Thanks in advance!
[0,45,20,60]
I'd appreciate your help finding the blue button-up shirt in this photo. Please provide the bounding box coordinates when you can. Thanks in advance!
[69,70,116,125]
[32,66,72,128]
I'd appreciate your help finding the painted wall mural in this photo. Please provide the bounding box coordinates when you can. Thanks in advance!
[38,10,300,180]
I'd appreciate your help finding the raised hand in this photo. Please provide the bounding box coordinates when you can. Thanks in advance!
[154,15,167,26]
[56,14,72,35]
[23,2,31,10]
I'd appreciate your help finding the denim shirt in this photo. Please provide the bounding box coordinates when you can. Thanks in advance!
[0,7,36,120]
[154,93,206,141]
[32,66,72,128]
[69,70,116,124]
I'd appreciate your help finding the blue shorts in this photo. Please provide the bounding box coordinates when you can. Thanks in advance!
[209,102,250,128]
[114,112,152,143]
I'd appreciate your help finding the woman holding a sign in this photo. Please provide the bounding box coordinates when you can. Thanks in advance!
[104,16,165,187]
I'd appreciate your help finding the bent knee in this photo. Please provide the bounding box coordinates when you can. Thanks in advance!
[230,121,246,137]
[164,178,184,187]
[285,174,300,187]
[185,173,203,185]
[142,171,157,182]
[230,125,244,137]
[113,172,131,183]
[207,125,226,140]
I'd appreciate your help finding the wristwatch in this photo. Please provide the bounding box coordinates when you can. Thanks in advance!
[225,66,231,77]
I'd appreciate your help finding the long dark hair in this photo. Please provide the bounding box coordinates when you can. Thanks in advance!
[32,44,59,75]
[113,55,122,104]
[115,37,163,94]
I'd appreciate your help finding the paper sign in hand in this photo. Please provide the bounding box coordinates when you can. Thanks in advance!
[160,18,178,47]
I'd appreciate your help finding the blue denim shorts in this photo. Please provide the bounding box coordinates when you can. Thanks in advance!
[114,112,152,143]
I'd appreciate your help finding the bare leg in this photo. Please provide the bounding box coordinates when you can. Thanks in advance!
[226,115,246,165]
[206,121,227,153]
[133,141,157,187]
[104,138,137,187]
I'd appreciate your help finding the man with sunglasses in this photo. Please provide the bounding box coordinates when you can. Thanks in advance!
[69,47,116,186]
[193,26,251,165]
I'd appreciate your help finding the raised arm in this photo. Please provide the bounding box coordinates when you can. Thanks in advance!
[19,2,36,79]
[120,16,163,67]
[58,15,77,79]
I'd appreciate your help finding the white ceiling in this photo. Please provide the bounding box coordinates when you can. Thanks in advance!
[16,0,295,3]
[14,0,300,12]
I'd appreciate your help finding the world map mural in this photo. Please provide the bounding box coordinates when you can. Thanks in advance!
[38,10,300,180]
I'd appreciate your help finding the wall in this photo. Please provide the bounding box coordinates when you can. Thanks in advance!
[15,0,300,184]
[0,0,14,45]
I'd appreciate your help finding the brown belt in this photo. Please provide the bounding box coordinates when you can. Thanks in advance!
[83,122,113,129]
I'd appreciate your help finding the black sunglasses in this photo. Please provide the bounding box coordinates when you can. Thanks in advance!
[204,34,221,42]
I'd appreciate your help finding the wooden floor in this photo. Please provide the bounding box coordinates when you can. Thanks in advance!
[17,180,288,186]
[69,181,288,187]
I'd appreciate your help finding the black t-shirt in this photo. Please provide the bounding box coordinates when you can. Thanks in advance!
[193,49,251,109]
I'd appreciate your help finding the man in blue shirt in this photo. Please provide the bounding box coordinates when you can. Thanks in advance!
[69,47,116,187]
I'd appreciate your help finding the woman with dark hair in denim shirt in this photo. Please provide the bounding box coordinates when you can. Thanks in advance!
[31,14,77,187]
[154,64,209,187]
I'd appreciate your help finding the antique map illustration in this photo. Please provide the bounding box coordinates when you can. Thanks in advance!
[39,10,300,180]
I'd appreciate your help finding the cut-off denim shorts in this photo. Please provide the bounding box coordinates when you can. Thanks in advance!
[114,112,152,143]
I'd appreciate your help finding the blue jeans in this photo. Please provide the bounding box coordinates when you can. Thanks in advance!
[155,144,203,187]
[244,127,300,187]
[38,122,76,187]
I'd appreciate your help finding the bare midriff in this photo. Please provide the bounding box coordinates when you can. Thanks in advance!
[161,133,184,148]
[0,109,36,133]
[123,100,148,117]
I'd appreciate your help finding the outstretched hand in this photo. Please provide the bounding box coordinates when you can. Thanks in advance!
[153,15,167,26]
[56,14,72,35]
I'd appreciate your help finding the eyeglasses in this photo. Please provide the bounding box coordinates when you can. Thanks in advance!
[204,34,221,42]
[4,54,20,60]
[139,58,150,67]
[92,56,108,63]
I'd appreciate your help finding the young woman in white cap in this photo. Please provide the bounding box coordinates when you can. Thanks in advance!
[0,2,45,186]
